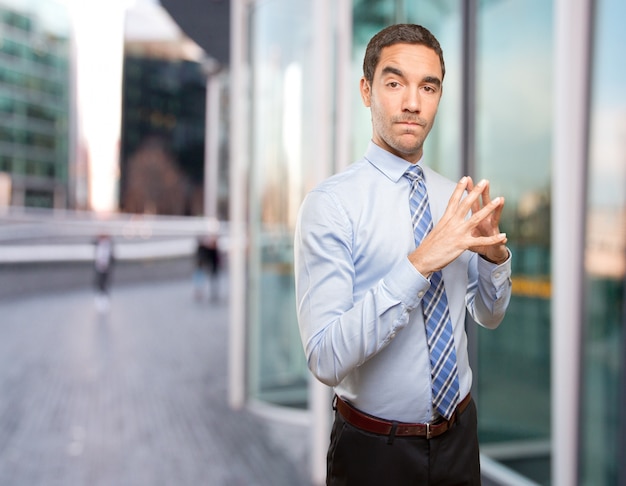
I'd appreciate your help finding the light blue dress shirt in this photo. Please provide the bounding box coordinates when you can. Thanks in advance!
[294,141,512,423]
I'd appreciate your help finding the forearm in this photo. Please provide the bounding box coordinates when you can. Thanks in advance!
[296,257,426,386]
[300,284,407,386]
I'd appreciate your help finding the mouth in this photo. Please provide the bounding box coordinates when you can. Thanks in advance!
[396,121,425,133]
[395,118,425,128]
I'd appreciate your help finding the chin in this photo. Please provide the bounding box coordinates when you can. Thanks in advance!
[394,141,423,156]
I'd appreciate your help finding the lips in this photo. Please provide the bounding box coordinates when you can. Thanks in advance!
[396,121,425,130]
[394,118,426,127]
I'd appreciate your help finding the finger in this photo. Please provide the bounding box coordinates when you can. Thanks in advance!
[460,178,488,215]
[444,176,472,213]
[490,196,505,225]
[470,233,508,250]
[480,180,492,207]
[466,177,481,214]
[469,196,504,225]
[462,177,482,218]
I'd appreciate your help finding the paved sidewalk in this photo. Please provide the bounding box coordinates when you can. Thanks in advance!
[0,275,312,486]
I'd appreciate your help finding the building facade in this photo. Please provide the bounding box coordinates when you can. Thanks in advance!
[0,0,71,209]
[120,55,208,216]
[121,1,229,219]
[228,0,626,484]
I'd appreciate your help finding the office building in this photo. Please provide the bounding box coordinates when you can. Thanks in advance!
[121,54,207,215]
[121,1,223,217]
[0,0,71,208]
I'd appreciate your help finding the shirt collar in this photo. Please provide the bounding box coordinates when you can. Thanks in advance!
[364,140,426,183]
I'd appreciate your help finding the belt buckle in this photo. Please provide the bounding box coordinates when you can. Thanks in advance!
[426,422,432,440]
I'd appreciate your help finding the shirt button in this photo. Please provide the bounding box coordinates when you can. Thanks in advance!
[417,291,425,298]
[494,272,502,278]
[389,332,396,339]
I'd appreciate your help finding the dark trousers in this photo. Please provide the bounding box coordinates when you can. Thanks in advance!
[327,399,481,485]
[95,270,111,294]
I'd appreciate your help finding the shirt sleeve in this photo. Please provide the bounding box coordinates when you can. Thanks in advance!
[466,249,513,329]
[294,189,429,387]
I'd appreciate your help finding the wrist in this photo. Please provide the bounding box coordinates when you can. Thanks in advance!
[407,251,434,280]
[481,247,509,265]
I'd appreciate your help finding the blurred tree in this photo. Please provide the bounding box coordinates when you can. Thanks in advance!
[122,137,189,215]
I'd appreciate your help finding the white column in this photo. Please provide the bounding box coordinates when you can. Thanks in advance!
[310,2,332,481]
[310,0,332,483]
[334,1,353,173]
[552,1,593,485]
[228,0,249,410]
[309,380,331,486]
[308,1,352,485]
[311,0,332,184]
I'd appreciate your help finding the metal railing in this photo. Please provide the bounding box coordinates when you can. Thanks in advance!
[0,206,228,263]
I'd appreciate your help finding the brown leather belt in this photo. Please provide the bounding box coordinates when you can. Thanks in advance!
[334,393,471,439]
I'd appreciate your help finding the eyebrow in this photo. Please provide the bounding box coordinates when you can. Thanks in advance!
[381,66,442,88]
[423,76,442,88]
[381,66,405,78]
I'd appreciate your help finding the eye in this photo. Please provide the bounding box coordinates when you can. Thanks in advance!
[387,81,401,88]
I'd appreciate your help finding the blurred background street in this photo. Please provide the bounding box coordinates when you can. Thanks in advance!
[0,261,311,486]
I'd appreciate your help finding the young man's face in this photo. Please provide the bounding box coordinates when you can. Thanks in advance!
[360,43,443,164]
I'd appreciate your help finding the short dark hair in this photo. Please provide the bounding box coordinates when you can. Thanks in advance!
[362,24,445,84]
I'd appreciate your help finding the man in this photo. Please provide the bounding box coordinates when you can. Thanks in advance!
[294,24,512,485]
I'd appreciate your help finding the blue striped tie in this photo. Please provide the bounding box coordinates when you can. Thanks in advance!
[404,164,460,420]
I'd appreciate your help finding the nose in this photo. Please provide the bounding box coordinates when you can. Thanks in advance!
[402,85,421,113]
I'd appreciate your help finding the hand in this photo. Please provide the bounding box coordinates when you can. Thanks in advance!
[466,177,509,264]
[408,176,508,276]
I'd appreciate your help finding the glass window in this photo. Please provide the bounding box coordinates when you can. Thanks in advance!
[3,9,31,31]
[475,1,553,483]
[0,156,11,172]
[246,0,322,407]
[24,189,53,207]
[580,0,626,483]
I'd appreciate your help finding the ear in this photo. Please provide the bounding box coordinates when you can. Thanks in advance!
[359,77,372,107]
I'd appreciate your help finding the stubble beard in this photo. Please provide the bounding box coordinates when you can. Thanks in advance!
[372,112,430,160]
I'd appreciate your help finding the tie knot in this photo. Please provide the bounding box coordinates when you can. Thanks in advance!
[404,164,424,183]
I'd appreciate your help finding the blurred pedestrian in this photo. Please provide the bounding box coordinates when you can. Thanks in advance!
[93,233,114,312]
[294,24,512,485]
[193,234,220,301]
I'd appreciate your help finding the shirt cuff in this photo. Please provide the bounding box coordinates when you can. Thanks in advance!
[478,248,512,288]
[382,257,431,310]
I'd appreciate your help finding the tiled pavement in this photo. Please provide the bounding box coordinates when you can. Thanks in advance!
[0,273,312,486]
